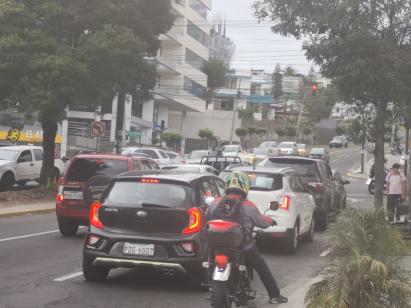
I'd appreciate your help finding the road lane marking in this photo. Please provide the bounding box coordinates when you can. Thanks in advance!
[320,248,331,257]
[0,230,60,243]
[53,271,83,282]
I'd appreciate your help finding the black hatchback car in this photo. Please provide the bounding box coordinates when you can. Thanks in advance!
[82,170,226,287]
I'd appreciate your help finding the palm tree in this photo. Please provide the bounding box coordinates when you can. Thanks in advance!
[305,209,411,308]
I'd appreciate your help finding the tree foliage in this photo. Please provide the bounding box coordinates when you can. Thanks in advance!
[253,0,411,208]
[0,0,174,185]
[162,132,183,150]
[201,59,228,108]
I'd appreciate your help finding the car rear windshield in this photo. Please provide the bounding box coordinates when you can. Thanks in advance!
[220,171,283,191]
[310,148,325,154]
[103,181,194,209]
[253,148,269,155]
[264,159,321,182]
[66,158,129,182]
[279,143,294,148]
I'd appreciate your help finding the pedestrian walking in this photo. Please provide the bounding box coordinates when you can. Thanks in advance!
[385,163,407,222]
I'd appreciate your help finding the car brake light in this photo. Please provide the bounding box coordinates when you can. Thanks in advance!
[215,254,229,269]
[279,196,291,211]
[180,241,195,253]
[89,202,104,229]
[56,185,64,203]
[182,207,203,235]
[141,178,160,184]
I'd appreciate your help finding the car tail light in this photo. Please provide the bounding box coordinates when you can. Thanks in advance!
[87,234,101,246]
[56,185,64,203]
[215,254,229,269]
[182,207,203,235]
[309,182,325,193]
[141,178,160,184]
[279,196,291,211]
[180,241,195,253]
[89,202,104,229]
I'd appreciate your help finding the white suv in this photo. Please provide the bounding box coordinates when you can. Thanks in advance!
[220,165,316,253]
[0,146,65,190]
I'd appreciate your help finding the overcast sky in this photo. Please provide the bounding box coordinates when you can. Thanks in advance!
[211,0,312,74]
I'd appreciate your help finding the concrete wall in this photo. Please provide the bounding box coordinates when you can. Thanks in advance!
[168,110,242,142]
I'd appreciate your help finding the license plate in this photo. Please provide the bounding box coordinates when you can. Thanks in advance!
[366,179,372,185]
[63,191,83,200]
[123,243,155,256]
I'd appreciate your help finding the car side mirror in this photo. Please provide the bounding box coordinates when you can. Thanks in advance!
[61,156,70,163]
[205,196,215,206]
[268,201,279,211]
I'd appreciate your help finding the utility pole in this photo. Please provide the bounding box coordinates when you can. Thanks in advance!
[229,78,242,144]
[360,114,365,174]
[295,94,306,142]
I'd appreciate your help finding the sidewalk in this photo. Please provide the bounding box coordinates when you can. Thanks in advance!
[0,201,55,217]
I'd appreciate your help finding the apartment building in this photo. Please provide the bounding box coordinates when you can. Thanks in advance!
[154,0,212,152]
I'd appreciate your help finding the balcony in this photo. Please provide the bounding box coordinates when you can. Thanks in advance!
[153,87,205,112]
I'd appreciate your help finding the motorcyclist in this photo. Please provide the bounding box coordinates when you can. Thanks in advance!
[369,158,388,178]
[205,171,288,304]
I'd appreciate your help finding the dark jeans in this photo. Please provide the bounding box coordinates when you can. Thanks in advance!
[387,194,401,221]
[244,247,280,298]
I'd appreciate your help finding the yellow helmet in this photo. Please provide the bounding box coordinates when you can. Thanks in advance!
[225,171,250,196]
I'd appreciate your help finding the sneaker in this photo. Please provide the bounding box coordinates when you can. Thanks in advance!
[269,295,288,304]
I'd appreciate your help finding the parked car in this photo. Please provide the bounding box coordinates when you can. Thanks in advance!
[261,157,338,231]
[308,148,330,163]
[278,142,298,156]
[164,150,186,164]
[121,147,171,165]
[253,147,280,160]
[220,166,316,253]
[329,136,348,148]
[186,150,212,165]
[82,170,226,287]
[56,154,159,236]
[222,144,242,157]
[161,164,219,175]
[258,141,278,149]
[0,145,66,190]
[332,171,350,209]
[297,144,309,157]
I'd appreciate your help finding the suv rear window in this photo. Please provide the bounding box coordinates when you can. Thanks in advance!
[103,181,194,209]
[264,158,321,183]
[220,171,283,191]
[67,158,129,182]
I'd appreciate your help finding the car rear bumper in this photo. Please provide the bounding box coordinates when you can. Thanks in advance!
[56,203,89,221]
[256,226,289,238]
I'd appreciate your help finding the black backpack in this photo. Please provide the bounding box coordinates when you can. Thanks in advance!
[212,197,245,226]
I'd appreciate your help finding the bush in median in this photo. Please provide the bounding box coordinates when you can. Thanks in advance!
[305,208,411,308]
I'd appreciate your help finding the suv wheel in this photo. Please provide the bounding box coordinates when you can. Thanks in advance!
[83,256,110,282]
[284,224,299,254]
[58,218,79,236]
[302,217,315,243]
[315,211,329,231]
[0,172,15,190]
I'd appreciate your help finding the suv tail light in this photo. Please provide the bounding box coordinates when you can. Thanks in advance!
[309,182,325,194]
[279,195,291,211]
[182,207,203,235]
[56,185,64,204]
[90,202,104,229]
[215,254,229,269]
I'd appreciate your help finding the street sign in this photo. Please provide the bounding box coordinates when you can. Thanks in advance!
[91,121,106,137]
[128,131,142,138]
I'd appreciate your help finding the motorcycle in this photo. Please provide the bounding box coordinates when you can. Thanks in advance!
[366,176,387,195]
[391,144,404,155]
[203,206,277,308]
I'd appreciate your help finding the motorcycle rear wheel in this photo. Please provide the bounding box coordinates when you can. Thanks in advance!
[211,281,231,308]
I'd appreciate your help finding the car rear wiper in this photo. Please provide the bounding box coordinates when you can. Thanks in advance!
[141,202,169,208]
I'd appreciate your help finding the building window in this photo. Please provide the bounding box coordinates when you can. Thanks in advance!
[185,48,204,70]
[189,0,207,19]
[184,77,206,98]
[220,99,234,111]
[187,20,209,47]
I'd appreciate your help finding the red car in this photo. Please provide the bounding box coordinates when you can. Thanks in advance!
[56,153,159,236]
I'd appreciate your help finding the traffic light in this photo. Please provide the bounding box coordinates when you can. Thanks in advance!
[311,83,318,96]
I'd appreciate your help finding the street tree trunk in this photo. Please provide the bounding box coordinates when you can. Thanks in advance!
[40,120,58,187]
[374,102,387,208]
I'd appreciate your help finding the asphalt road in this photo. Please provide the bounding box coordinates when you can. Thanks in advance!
[0,147,368,308]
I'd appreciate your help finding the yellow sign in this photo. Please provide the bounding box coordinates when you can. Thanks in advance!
[0,129,62,144]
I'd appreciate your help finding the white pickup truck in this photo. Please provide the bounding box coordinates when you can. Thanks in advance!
[0,145,66,190]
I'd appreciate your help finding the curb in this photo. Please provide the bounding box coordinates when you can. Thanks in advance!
[0,208,55,218]
[346,172,368,180]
